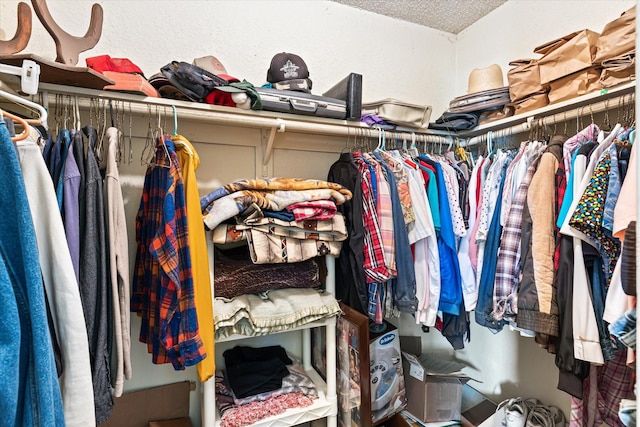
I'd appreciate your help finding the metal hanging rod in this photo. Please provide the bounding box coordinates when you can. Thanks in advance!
[32,83,454,143]
[460,81,636,146]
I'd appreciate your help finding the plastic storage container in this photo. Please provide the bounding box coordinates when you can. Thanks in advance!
[362,98,432,128]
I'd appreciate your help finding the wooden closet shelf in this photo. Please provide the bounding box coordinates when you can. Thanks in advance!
[15,80,637,150]
[458,81,636,142]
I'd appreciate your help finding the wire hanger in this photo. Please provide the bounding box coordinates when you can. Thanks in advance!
[152,106,171,169]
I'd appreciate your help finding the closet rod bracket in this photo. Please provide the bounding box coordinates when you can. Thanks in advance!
[0,59,40,95]
[262,118,286,166]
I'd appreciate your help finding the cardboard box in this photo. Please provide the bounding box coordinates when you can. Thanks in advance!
[149,418,192,427]
[377,412,413,427]
[399,337,470,423]
[461,384,500,427]
[370,321,407,423]
[101,381,191,427]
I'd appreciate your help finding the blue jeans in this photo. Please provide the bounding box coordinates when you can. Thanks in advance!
[0,122,65,426]
[475,185,506,332]
[618,399,636,427]
[374,155,417,313]
[610,308,636,351]
[589,257,617,360]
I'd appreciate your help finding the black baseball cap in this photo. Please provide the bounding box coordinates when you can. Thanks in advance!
[266,52,310,83]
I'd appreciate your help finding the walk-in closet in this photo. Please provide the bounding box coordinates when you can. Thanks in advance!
[0,1,637,426]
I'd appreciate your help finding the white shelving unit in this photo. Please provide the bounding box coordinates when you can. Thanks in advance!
[202,235,338,427]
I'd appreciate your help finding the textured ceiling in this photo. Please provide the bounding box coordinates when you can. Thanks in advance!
[330,0,508,34]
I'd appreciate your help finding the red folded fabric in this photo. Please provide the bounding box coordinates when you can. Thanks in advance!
[205,90,237,107]
[86,55,144,75]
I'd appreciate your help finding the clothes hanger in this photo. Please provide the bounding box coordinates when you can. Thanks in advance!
[151,106,171,169]
[0,87,48,130]
[340,126,352,154]
[2,108,31,141]
[170,106,196,157]
[172,105,178,136]
[141,105,155,166]
[407,132,419,158]
[127,102,133,164]
[373,126,383,152]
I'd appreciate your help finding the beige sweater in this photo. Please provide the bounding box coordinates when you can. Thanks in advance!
[526,137,564,317]
[105,127,132,397]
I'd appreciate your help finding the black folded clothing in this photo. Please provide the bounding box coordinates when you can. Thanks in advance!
[158,61,229,102]
[428,112,479,131]
[223,345,292,398]
[448,87,511,114]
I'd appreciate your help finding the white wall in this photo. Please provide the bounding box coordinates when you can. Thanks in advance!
[0,0,457,115]
[455,0,635,95]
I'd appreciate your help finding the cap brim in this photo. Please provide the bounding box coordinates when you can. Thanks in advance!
[153,83,198,102]
[213,85,245,93]
[274,78,312,93]
[217,74,240,83]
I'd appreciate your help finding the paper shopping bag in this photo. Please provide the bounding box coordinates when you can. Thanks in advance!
[595,6,636,63]
[600,52,635,88]
[507,59,548,102]
[512,92,549,115]
[548,67,602,104]
[535,29,600,85]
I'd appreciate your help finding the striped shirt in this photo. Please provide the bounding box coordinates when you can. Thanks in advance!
[491,149,543,321]
[354,154,391,284]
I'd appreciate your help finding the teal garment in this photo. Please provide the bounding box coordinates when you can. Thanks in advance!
[556,150,580,228]
[419,167,440,233]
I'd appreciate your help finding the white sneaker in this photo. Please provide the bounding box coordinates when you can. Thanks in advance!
[497,398,539,427]
[526,404,567,427]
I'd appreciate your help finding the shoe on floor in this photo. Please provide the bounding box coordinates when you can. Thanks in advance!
[497,398,540,427]
[526,403,567,427]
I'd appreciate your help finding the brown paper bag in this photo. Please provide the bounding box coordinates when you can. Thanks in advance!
[600,53,635,87]
[512,92,549,115]
[507,59,549,102]
[548,67,602,104]
[535,29,600,85]
[594,6,636,63]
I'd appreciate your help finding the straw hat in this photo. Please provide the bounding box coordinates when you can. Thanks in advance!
[467,64,505,94]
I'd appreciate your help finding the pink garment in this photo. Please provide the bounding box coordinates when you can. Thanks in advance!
[468,158,489,271]
[221,392,315,427]
[285,199,337,221]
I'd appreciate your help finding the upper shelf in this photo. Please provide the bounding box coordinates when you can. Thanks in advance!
[8,80,638,146]
[457,81,636,140]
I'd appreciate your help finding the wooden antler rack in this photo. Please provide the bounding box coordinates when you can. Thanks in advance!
[31,0,103,66]
[0,2,32,55]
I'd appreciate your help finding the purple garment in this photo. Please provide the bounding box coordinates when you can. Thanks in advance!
[63,141,81,280]
[360,114,394,129]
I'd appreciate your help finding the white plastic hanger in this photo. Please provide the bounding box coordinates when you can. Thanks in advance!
[0,88,48,130]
